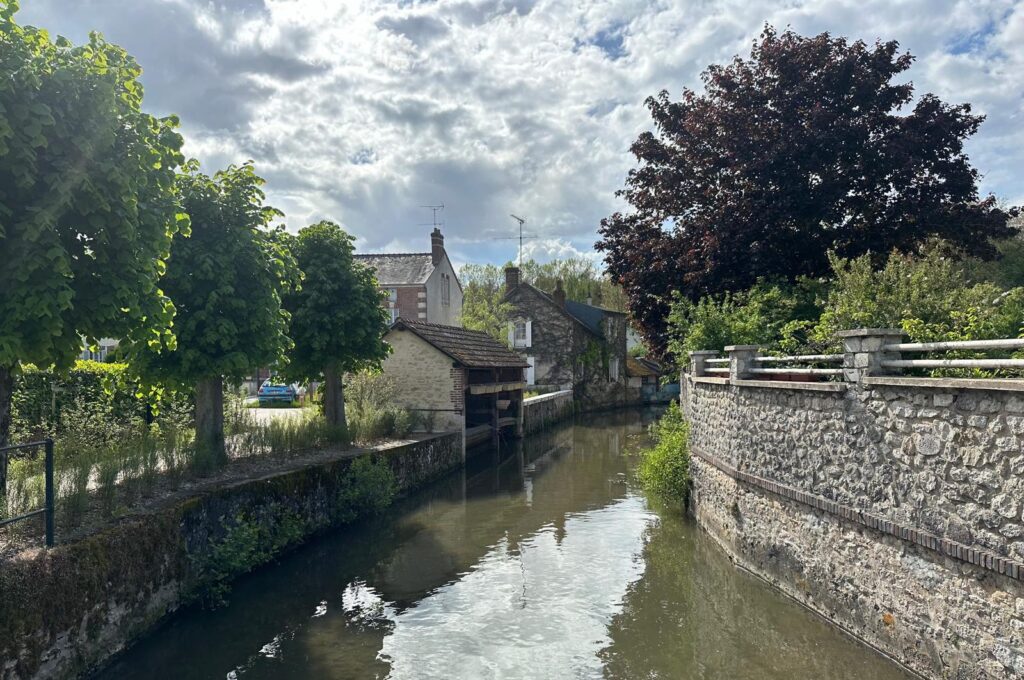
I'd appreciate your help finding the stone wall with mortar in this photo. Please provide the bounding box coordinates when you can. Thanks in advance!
[382,327,464,434]
[0,432,463,680]
[522,390,574,435]
[688,378,1024,679]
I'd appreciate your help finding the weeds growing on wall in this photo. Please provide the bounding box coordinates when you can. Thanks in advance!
[637,402,691,506]
[194,504,305,608]
[332,456,397,524]
[194,458,396,607]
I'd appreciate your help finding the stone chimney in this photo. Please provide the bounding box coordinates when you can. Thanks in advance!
[430,228,444,266]
[505,266,520,292]
[553,280,566,308]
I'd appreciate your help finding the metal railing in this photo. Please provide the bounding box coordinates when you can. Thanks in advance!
[880,338,1024,371]
[0,439,55,547]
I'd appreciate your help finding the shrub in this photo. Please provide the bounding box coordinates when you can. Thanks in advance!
[667,279,825,356]
[637,402,691,506]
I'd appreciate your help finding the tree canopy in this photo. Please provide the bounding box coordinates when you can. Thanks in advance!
[460,258,627,343]
[281,221,390,429]
[127,163,298,457]
[597,26,1018,356]
[129,163,297,388]
[0,0,186,486]
[0,1,186,377]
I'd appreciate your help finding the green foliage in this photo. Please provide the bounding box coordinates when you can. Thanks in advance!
[345,371,415,443]
[637,402,691,506]
[196,505,305,607]
[282,221,390,380]
[459,258,628,343]
[332,456,397,524]
[0,3,187,377]
[127,163,298,389]
[810,249,1024,350]
[459,263,516,343]
[667,279,826,356]
[962,227,1024,290]
[10,361,190,442]
[519,258,627,311]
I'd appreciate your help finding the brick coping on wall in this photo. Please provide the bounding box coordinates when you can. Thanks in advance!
[691,447,1024,582]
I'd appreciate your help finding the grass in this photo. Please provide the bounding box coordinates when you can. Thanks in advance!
[2,377,415,546]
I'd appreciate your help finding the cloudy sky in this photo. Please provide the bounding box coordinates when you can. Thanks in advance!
[18,0,1024,269]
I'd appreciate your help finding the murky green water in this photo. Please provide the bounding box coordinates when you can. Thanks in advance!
[98,409,911,679]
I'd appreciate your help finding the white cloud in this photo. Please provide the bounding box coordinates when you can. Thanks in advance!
[18,0,1024,263]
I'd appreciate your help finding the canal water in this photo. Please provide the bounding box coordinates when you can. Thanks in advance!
[98,408,911,680]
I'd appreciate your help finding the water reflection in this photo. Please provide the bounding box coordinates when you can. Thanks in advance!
[98,409,909,680]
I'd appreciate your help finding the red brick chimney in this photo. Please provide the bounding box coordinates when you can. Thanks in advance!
[553,279,566,308]
[505,266,520,292]
[430,228,444,266]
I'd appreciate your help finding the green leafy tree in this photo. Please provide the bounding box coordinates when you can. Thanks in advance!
[667,279,826,356]
[810,249,1024,349]
[0,2,186,489]
[128,163,298,460]
[460,258,627,343]
[281,221,390,431]
[460,263,516,343]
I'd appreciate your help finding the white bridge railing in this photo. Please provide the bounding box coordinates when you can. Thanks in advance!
[689,330,1024,387]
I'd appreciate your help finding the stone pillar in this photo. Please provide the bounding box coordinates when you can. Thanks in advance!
[689,350,719,378]
[836,328,905,383]
[725,345,760,380]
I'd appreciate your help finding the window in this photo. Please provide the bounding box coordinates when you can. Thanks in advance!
[441,274,451,306]
[509,319,531,348]
[514,320,527,345]
[389,307,399,324]
[609,356,620,382]
[387,288,398,302]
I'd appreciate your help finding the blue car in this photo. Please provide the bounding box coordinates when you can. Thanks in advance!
[257,379,297,405]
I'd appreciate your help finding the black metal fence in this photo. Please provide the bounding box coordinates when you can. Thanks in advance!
[0,439,55,547]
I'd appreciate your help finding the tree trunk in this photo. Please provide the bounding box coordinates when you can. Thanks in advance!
[323,369,347,432]
[0,365,13,496]
[195,376,225,463]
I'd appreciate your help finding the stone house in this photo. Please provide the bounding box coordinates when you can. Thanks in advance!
[382,319,528,455]
[355,228,463,326]
[502,266,628,409]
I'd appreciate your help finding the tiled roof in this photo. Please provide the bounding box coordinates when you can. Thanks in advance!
[390,319,529,368]
[627,356,661,377]
[355,253,434,285]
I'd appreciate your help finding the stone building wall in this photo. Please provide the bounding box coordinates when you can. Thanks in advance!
[381,328,464,433]
[688,378,1024,678]
[506,284,576,388]
[505,284,628,410]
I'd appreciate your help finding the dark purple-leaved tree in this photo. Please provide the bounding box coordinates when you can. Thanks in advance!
[597,26,1017,356]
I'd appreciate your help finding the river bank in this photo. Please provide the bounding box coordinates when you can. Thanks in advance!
[92,408,909,679]
[0,432,463,680]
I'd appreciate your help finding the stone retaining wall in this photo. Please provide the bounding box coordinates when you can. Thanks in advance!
[522,390,574,435]
[688,378,1024,678]
[0,432,463,680]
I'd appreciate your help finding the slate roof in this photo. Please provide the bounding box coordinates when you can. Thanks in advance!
[390,319,529,368]
[354,253,434,285]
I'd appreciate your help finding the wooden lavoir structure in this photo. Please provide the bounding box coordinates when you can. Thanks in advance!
[382,319,528,450]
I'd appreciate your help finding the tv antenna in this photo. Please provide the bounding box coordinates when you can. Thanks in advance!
[421,203,444,229]
[492,213,536,266]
